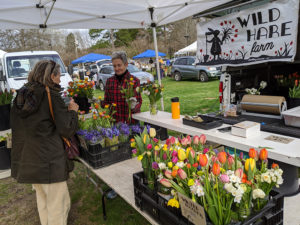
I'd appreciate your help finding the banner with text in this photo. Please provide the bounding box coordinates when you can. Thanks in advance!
[196,0,299,66]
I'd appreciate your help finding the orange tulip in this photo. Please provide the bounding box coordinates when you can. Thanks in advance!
[249,148,257,159]
[259,148,268,161]
[186,163,191,169]
[199,154,208,167]
[212,163,220,176]
[272,163,279,169]
[172,170,178,177]
[217,152,227,164]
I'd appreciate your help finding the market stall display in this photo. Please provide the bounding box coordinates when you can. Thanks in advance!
[131,127,284,225]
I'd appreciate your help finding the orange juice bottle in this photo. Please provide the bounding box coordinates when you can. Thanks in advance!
[171,97,180,119]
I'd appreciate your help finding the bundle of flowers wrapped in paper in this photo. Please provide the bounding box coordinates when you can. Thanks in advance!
[132,129,283,225]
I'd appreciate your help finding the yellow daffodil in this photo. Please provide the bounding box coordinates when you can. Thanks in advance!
[130,77,134,81]
[154,145,160,151]
[98,96,102,100]
[167,198,180,208]
[112,103,117,107]
[105,104,109,109]
[137,155,143,161]
[220,168,225,173]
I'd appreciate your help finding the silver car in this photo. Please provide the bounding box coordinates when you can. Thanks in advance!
[97,64,154,91]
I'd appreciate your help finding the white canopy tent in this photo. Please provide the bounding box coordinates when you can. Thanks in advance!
[0,0,232,109]
[174,41,197,56]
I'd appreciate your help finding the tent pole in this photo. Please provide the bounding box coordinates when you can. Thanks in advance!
[152,27,164,111]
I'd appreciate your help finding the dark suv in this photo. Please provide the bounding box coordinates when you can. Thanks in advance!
[171,56,221,82]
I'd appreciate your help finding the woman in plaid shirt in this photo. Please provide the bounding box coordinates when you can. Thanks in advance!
[101,51,142,124]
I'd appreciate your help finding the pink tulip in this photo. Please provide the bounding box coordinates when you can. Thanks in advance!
[170,136,176,145]
[163,152,167,160]
[132,149,137,154]
[177,169,187,179]
[235,168,243,178]
[147,144,152,150]
[203,148,209,154]
[153,138,158,143]
[166,138,170,146]
[172,150,178,157]
[193,135,200,145]
[160,178,172,188]
[189,149,196,158]
[181,138,188,146]
[211,155,218,163]
[187,135,192,145]
[199,134,206,145]
[220,174,230,183]
[239,152,244,160]
[164,170,173,179]
[172,156,178,164]
[228,155,234,166]
[154,151,159,156]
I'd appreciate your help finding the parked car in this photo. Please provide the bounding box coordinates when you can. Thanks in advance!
[96,59,112,70]
[97,64,154,91]
[171,56,221,82]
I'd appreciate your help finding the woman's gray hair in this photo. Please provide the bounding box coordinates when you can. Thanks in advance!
[111,51,128,64]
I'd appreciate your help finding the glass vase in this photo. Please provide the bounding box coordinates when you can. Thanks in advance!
[143,167,155,190]
[238,205,252,221]
[253,197,268,213]
[149,103,158,115]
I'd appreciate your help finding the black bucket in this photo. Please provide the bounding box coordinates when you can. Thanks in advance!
[0,104,11,131]
[0,143,11,170]
[287,97,300,109]
[74,96,91,114]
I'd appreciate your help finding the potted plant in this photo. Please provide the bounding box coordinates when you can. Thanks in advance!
[0,89,14,131]
[66,78,94,113]
[288,79,300,109]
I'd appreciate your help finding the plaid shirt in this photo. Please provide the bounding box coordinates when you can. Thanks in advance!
[101,71,142,124]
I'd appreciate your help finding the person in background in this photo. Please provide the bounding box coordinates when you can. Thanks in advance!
[101,51,142,124]
[149,57,154,72]
[10,60,79,225]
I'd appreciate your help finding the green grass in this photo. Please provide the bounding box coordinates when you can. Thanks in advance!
[94,77,220,115]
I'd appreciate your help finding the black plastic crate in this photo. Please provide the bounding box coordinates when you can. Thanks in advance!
[80,142,131,169]
[182,115,223,130]
[133,171,284,225]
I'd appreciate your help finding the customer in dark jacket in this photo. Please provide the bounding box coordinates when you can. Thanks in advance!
[11,60,79,225]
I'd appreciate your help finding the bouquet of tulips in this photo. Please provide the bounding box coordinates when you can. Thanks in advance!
[120,77,136,123]
[67,77,94,99]
[132,131,283,225]
[139,81,163,115]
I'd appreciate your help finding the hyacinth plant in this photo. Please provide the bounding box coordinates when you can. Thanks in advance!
[0,89,14,105]
[132,131,283,225]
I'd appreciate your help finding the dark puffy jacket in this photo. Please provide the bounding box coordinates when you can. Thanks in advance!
[11,82,78,184]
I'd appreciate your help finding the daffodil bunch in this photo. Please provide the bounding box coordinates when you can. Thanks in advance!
[67,77,94,99]
[120,77,137,123]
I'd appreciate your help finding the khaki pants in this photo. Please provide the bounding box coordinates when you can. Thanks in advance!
[32,181,70,225]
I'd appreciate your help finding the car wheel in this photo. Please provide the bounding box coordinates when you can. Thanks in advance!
[99,81,105,91]
[174,72,181,81]
[199,71,208,82]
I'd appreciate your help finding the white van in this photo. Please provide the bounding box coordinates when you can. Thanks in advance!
[0,50,72,91]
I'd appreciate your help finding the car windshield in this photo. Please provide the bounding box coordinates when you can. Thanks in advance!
[128,64,140,73]
[6,54,66,78]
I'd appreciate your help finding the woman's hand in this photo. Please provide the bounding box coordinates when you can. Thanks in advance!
[68,99,79,112]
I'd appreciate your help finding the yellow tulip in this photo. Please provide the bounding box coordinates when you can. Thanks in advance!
[163,144,168,151]
[149,128,156,138]
[131,142,136,148]
[188,179,194,186]
[245,158,256,171]
[137,155,143,161]
[168,162,173,168]
[178,149,186,161]
[155,145,160,151]
[173,166,179,171]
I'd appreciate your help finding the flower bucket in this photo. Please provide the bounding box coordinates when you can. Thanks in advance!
[0,144,10,170]
[287,97,300,109]
[105,136,119,151]
[74,96,91,114]
[0,104,11,131]
[119,134,129,143]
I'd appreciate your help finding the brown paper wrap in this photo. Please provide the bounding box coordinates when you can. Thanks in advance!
[241,95,286,115]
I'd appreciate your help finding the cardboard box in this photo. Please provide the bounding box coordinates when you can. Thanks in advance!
[231,121,261,138]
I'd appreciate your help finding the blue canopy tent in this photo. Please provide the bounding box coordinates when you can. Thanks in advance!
[132,49,166,59]
[71,53,111,64]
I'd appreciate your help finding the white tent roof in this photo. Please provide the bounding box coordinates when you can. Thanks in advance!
[0,0,231,29]
[175,41,197,55]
